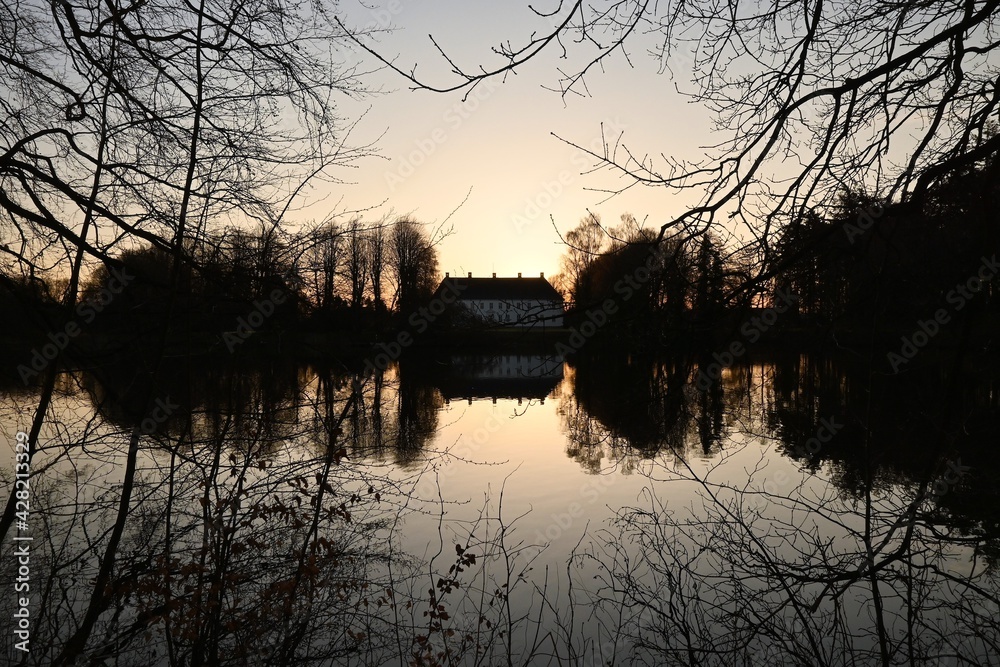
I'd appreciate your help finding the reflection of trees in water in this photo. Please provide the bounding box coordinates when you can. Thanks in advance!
[563,349,1000,550]
[581,470,1000,666]
[8,349,1000,665]
[0,355,593,666]
[0,357,452,665]
[76,357,444,467]
[765,350,1000,566]
[562,349,1000,665]
[307,361,443,467]
[559,354,733,472]
[559,387,632,475]
[74,355,308,456]
[394,361,443,464]
[0,372,403,665]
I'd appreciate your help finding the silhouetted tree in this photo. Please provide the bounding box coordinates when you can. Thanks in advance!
[355,1,1000,322]
[691,233,725,327]
[344,218,370,311]
[560,213,606,304]
[389,218,438,313]
[299,222,344,315]
[367,220,388,313]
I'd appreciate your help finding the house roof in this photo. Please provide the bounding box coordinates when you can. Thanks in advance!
[436,276,563,302]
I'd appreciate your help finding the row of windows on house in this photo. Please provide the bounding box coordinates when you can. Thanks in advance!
[473,301,539,310]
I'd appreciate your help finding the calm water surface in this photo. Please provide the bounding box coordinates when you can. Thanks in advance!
[2,351,998,665]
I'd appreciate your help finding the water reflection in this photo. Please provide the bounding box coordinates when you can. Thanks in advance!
[561,350,1000,665]
[2,350,999,665]
[561,354,726,474]
[430,353,563,404]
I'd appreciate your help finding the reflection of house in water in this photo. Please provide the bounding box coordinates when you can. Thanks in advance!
[434,354,563,403]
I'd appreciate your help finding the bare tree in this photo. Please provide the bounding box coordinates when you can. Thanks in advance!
[300,222,344,313]
[344,1,1000,299]
[344,217,370,310]
[0,1,380,660]
[367,219,388,313]
[559,213,606,303]
[389,217,438,313]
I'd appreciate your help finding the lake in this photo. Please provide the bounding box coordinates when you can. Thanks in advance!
[2,349,999,666]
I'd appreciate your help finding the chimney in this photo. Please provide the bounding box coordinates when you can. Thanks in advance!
[492,272,496,278]
[445,272,449,278]
[540,272,544,278]
[467,272,472,278]
[517,272,522,278]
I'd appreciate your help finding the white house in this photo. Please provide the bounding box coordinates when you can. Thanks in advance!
[437,272,564,328]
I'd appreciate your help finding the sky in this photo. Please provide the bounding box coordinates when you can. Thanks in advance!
[321,1,713,281]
